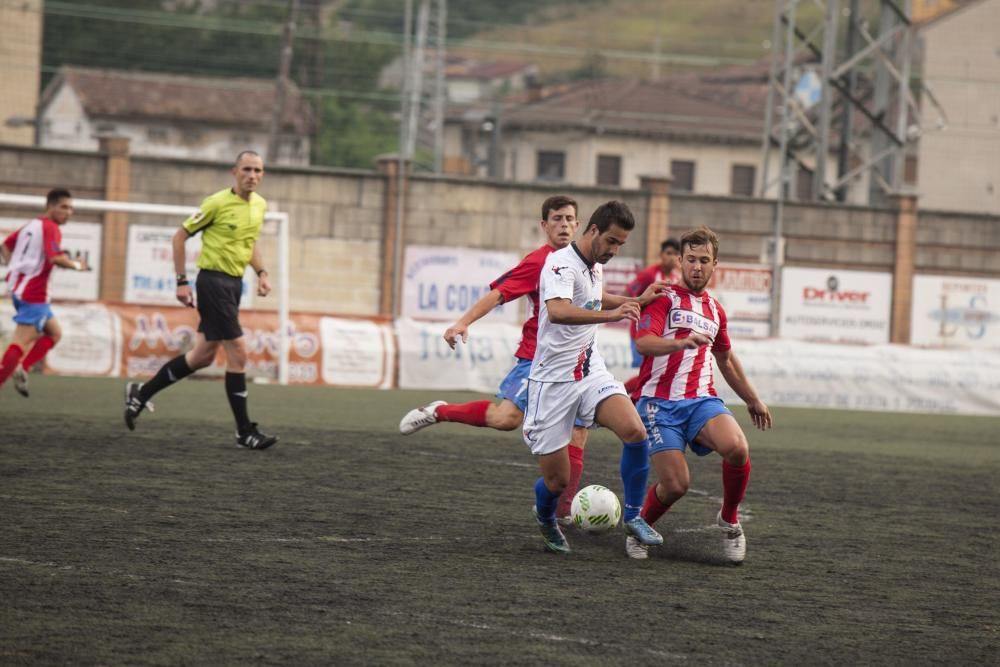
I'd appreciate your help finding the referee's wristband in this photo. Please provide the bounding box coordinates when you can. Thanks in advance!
[256,268,268,277]
[176,274,189,287]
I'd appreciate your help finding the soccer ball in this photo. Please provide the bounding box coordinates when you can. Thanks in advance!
[570,484,622,533]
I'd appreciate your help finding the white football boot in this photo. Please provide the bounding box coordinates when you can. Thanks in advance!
[399,401,447,435]
[717,511,746,564]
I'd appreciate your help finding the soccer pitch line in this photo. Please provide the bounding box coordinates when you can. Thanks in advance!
[411,449,535,468]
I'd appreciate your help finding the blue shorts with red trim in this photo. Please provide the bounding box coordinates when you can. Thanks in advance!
[12,296,54,333]
[636,396,732,456]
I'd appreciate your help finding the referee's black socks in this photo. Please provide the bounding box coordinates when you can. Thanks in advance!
[225,372,252,433]
[140,354,194,403]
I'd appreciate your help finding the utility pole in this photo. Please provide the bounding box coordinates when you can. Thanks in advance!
[267,0,300,164]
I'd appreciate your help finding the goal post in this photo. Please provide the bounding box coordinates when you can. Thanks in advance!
[0,193,292,385]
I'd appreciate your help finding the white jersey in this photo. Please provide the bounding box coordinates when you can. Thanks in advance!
[530,243,607,382]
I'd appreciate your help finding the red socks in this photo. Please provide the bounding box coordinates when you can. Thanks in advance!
[640,484,670,525]
[435,400,490,427]
[21,335,55,371]
[0,344,24,386]
[556,445,585,517]
[721,459,752,525]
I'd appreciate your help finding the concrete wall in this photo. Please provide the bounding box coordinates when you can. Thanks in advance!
[0,144,997,333]
[0,0,41,147]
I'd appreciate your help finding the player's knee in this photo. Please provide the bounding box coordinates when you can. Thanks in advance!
[48,331,62,345]
[544,473,569,495]
[621,423,647,444]
[659,476,689,500]
[725,443,750,467]
[490,404,522,431]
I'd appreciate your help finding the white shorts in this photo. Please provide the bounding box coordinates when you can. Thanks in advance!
[522,369,627,456]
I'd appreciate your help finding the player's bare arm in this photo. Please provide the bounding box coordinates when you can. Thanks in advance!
[635,332,711,357]
[604,280,670,310]
[714,348,772,431]
[443,287,504,349]
[250,244,271,297]
[51,253,90,272]
[172,227,195,307]
[0,245,10,264]
[546,297,640,325]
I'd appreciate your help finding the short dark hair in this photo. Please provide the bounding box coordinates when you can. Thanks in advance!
[661,238,680,253]
[541,195,577,221]
[680,226,720,260]
[585,200,635,234]
[234,150,261,166]
[46,188,72,206]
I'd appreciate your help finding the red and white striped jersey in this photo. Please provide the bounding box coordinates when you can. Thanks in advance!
[634,285,732,400]
[4,217,63,303]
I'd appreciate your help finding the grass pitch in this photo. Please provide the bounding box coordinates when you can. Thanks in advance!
[2,376,998,664]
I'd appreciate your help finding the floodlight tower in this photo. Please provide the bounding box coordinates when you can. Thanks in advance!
[399,0,448,173]
[758,0,923,336]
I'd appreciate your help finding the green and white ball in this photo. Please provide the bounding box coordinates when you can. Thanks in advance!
[571,484,622,533]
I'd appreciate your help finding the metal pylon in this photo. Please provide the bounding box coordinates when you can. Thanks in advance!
[399,0,447,172]
[758,0,926,206]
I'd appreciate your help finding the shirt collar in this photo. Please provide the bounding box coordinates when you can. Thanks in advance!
[570,241,594,268]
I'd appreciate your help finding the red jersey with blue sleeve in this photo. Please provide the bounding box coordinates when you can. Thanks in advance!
[4,217,63,303]
[633,284,732,400]
[489,244,555,361]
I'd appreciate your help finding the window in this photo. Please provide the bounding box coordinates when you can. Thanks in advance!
[671,160,695,192]
[536,150,565,182]
[730,164,756,196]
[596,154,622,187]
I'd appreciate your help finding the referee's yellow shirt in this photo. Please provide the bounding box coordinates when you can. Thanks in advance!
[181,188,267,277]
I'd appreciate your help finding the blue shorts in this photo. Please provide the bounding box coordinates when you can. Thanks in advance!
[497,358,532,412]
[636,396,733,457]
[12,296,54,333]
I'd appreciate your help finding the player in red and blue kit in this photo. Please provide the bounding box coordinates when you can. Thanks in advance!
[0,189,90,397]
[629,226,772,562]
[398,195,590,523]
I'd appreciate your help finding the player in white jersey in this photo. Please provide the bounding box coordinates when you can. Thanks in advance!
[0,189,90,397]
[523,200,666,555]
[630,226,772,562]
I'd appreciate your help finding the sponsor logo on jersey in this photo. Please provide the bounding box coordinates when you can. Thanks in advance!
[669,309,719,337]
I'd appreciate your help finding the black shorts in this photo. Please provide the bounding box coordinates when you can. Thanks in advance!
[196,269,243,341]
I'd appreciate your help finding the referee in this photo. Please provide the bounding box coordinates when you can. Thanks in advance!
[124,150,277,450]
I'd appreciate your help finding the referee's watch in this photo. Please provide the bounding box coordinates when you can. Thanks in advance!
[176,274,189,286]
[256,268,269,277]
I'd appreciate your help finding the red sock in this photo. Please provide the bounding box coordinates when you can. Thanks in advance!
[721,459,752,524]
[640,484,670,525]
[0,344,24,386]
[435,400,490,427]
[21,335,55,371]
[557,445,585,517]
[624,374,642,397]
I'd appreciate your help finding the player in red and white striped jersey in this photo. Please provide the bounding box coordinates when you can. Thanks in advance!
[0,189,90,397]
[629,226,772,563]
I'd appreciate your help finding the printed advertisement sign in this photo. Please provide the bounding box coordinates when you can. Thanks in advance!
[124,224,255,308]
[779,267,892,344]
[0,217,102,301]
[910,275,1000,349]
[320,317,395,389]
[401,246,520,322]
[708,263,772,338]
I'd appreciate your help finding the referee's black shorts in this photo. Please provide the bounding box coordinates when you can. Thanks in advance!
[195,269,243,341]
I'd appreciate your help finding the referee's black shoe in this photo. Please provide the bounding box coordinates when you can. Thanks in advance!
[124,381,153,431]
[236,423,278,450]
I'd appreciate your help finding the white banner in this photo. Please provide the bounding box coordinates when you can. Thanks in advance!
[0,218,102,301]
[716,339,1000,416]
[910,274,1000,349]
[709,263,772,338]
[396,317,637,392]
[124,224,255,307]
[320,317,395,389]
[46,303,122,376]
[402,246,520,323]
[780,267,892,344]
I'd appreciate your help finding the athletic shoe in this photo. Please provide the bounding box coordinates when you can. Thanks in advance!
[625,535,649,560]
[717,512,746,564]
[623,516,664,546]
[236,423,278,450]
[399,400,447,435]
[123,382,154,431]
[556,514,574,528]
[12,368,28,398]
[532,506,570,554]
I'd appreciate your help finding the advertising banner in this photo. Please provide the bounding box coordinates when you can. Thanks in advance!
[910,274,1000,349]
[124,224,255,308]
[401,245,520,322]
[779,267,892,344]
[0,217,102,301]
[708,263,772,338]
[320,317,395,389]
